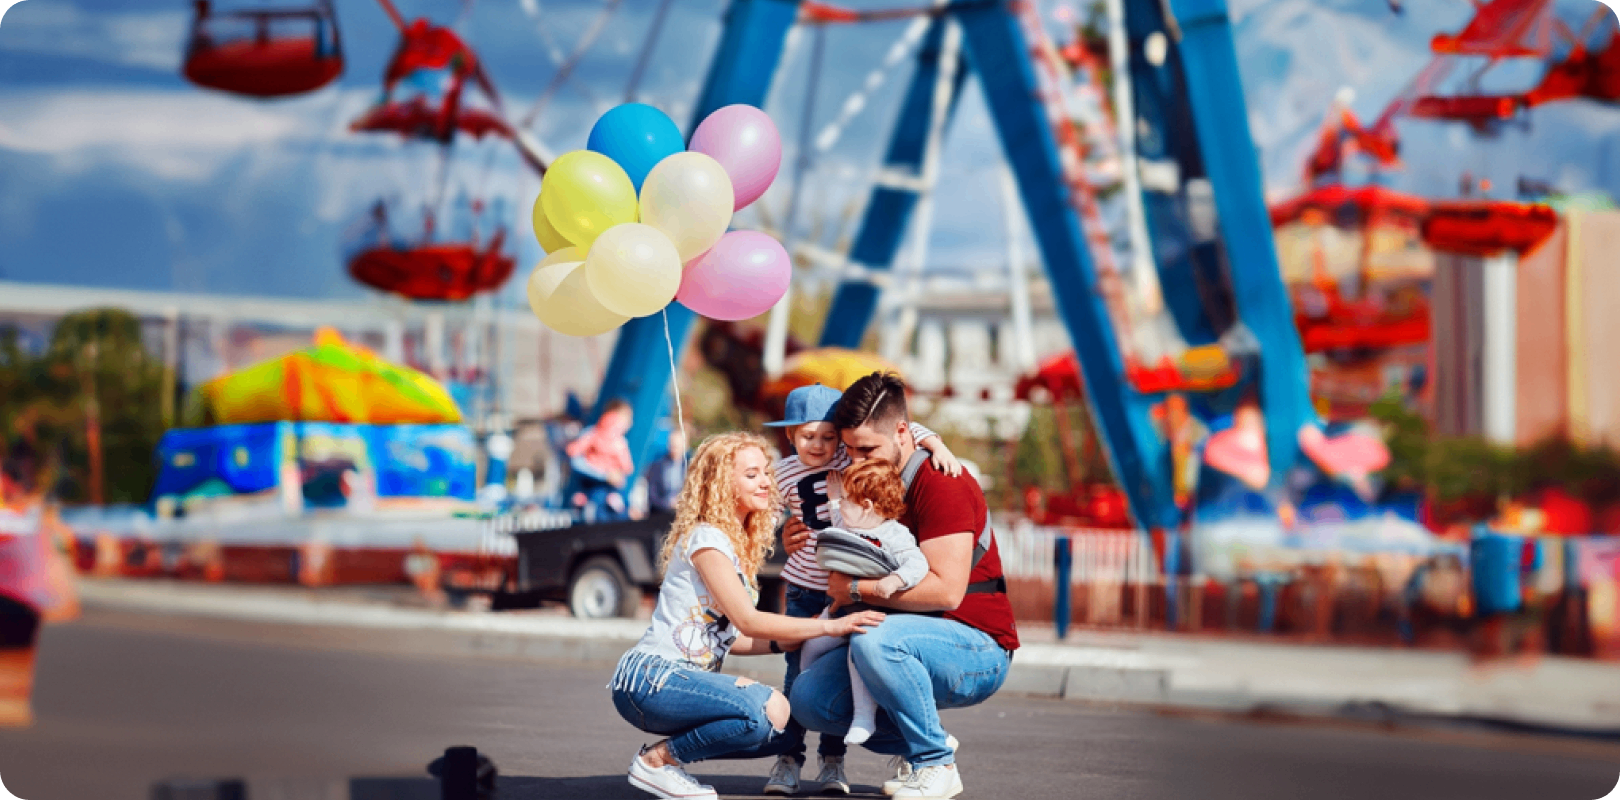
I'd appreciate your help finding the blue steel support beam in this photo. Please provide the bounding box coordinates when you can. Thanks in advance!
[1161,0,1314,485]
[585,0,802,495]
[954,4,1177,529]
[818,18,969,348]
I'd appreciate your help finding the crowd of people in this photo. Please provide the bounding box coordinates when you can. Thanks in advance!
[609,371,1018,800]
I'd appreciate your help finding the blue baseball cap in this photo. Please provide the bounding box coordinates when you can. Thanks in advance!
[764,383,843,428]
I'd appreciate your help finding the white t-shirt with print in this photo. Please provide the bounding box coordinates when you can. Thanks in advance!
[631,523,759,672]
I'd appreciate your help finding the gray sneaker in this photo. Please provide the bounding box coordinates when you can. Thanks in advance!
[882,735,958,797]
[764,754,802,795]
[814,756,850,796]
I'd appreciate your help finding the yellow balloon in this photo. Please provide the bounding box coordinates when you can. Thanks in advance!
[540,150,639,250]
[584,223,683,318]
[531,193,573,253]
[639,152,735,263]
[526,248,629,337]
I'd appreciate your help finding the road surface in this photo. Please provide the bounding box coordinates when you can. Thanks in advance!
[0,609,1616,800]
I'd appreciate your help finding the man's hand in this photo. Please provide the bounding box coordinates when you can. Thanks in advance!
[782,517,812,556]
[826,571,852,610]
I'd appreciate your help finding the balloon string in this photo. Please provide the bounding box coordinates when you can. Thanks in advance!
[662,308,687,475]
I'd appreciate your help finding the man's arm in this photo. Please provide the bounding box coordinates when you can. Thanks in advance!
[827,530,971,613]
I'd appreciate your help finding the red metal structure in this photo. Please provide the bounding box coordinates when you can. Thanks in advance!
[181,0,343,97]
[1421,200,1559,256]
[1404,0,1618,126]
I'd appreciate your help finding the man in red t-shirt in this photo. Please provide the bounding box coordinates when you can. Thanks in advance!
[784,372,1018,800]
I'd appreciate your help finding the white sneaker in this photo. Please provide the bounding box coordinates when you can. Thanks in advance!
[814,756,850,796]
[628,748,718,800]
[763,754,802,795]
[892,764,963,799]
[882,735,958,797]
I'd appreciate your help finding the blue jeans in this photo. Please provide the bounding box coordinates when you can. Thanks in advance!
[780,584,846,763]
[789,614,1010,768]
[611,652,790,764]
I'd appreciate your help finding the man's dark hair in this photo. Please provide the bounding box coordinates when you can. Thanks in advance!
[832,372,909,431]
[603,398,632,415]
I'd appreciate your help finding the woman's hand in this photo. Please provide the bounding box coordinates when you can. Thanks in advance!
[822,610,885,637]
[782,517,812,556]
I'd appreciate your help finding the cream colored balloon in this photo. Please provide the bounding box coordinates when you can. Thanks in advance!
[526,247,629,337]
[583,223,683,318]
[638,152,735,263]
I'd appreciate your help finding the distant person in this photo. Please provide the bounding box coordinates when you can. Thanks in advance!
[643,427,689,516]
[759,383,959,796]
[568,399,634,519]
[0,439,47,727]
[608,432,885,800]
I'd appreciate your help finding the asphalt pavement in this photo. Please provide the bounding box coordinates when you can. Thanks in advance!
[0,608,1617,800]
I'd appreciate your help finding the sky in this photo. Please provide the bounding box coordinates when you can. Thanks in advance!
[0,0,1616,307]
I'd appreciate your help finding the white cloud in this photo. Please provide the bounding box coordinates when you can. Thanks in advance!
[0,87,332,180]
[0,3,186,71]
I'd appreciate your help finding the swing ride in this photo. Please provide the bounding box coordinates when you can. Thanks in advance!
[343,2,532,302]
[182,0,344,98]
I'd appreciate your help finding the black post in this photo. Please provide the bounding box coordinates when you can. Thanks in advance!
[441,745,479,800]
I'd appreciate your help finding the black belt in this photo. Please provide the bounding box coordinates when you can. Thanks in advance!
[834,576,1009,618]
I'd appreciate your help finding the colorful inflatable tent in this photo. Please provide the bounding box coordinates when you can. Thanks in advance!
[186,328,461,426]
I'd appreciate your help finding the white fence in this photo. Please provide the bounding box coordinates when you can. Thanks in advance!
[996,517,1160,586]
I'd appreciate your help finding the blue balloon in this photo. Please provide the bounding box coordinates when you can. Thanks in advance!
[586,103,685,191]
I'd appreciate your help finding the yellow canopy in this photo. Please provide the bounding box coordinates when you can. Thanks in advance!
[760,348,900,403]
[189,329,462,425]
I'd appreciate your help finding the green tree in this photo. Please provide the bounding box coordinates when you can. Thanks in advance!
[0,309,167,504]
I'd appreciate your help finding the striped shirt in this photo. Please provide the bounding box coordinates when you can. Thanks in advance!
[777,422,936,591]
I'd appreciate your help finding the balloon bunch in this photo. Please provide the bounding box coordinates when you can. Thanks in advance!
[527,103,793,337]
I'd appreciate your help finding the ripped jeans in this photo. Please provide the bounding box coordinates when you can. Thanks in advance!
[610,651,791,764]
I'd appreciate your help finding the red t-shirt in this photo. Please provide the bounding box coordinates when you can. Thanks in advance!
[901,461,1020,651]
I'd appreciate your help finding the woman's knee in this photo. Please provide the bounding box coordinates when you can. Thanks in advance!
[765,689,791,732]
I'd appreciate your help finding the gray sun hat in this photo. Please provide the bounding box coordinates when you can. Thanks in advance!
[814,527,899,579]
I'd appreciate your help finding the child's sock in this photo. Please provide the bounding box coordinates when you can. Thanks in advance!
[844,657,878,745]
[844,717,875,746]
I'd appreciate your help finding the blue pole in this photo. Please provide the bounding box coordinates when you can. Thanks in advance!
[1055,535,1073,640]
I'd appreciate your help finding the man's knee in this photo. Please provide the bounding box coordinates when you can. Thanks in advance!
[790,659,851,733]
[848,619,907,669]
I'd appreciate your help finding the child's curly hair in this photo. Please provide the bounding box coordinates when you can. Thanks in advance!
[660,431,781,586]
[839,459,907,520]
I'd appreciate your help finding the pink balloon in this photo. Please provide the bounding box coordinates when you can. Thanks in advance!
[688,105,782,211]
[676,231,790,321]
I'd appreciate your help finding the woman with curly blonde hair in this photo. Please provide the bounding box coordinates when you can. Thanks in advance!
[611,431,886,800]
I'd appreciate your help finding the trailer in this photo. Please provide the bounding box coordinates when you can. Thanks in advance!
[489,510,788,619]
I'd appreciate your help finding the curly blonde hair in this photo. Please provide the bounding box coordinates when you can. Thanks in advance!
[659,431,781,587]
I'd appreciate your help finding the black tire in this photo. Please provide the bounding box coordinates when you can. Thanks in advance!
[568,556,640,619]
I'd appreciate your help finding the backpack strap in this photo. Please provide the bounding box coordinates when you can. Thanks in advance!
[900,450,997,576]
[900,450,930,492]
